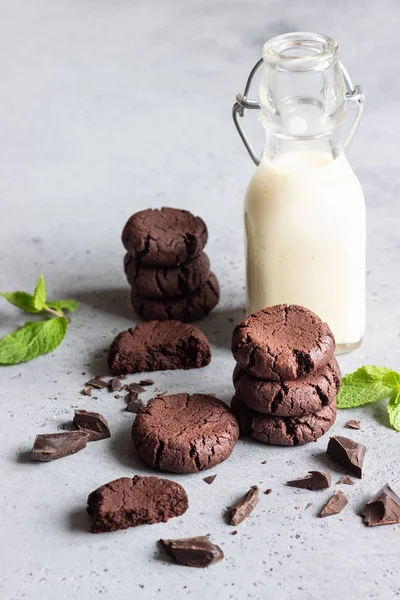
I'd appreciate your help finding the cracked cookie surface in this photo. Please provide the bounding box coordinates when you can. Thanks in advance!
[231,394,337,446]
[108,320,211,375]
[87,475,188,532]
[232,304,335,381]
[122,207,208,266]
[132,393,239,473]
[131,272,219,322]
[233,358,341,417]
[124,251,210,298]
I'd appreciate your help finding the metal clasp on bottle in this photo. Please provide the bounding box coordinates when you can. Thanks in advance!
[232,59,365,166]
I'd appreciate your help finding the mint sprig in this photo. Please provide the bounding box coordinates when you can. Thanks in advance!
[0,274,79,365]
[338,365,400,431]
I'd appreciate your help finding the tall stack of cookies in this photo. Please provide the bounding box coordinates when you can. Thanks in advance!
[122,207,220,322]
[231,305,341,446]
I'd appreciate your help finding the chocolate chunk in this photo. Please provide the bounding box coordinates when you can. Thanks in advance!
[108,321,211,375]
[305,502,313,510]
[320,490,349,517]
[203,475,217,485]
[227,486,259,525]
[159,536,223,568]
[87,378,108,389]
[327,436,366,478]
[140,379,154,386]
[287,471,331,491]
[88,475,188,532]
[126,396,145,413]
[125,383,145,394]
[336,475,355,486]
[265,489,272,495]
[31,431,89,462]
[109,377,122,392]
[346,420,361,430]
[82,386,93,397]
[73,410,111,441]
[231,530,238,535]
[361,484,400,527]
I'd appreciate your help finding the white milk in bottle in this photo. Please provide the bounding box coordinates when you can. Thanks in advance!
[235,32,366,353]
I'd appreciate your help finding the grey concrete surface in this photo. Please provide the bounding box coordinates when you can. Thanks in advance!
[0,1,399,599]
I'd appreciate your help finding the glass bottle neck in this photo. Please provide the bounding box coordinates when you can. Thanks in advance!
[263,130,343,162]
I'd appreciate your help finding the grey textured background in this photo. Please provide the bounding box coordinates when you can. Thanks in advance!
[1,1,399,599]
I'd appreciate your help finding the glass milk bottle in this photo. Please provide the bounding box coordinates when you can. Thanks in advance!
[233,32,366,354]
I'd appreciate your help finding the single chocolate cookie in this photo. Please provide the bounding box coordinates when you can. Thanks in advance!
[233,358,341,417]
[87,475,188,533]
[231,395,337,446]
[131,272,219,322]
[124,251,210,298]
[108,320,211,375]
[122,207,208,266]
[232,305,335,381]
[132,393,239,473]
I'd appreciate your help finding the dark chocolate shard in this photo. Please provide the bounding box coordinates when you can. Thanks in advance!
[265,489,272,495]
[287,471,331,491]
[320,490,349,517]
[346,420,361,430]
[327,436,366,478]
[73,410,111,441]
[126,396,145,413]
[361,484,400,527]
[82,386,93,397]
[140,379,155,386]
[125,383,145,394]
[159,536,223,568]
[31,431,89,461]
[227,486,259,525]
[87,378,108,389]
[109,377,122,392]
[336,475,355,486]
[203,474,217,485]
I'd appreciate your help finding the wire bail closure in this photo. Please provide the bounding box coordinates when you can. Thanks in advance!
[232,59,365,166]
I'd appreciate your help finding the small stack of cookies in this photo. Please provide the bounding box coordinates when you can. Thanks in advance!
[122,207,220,322]
[231,305,341,446]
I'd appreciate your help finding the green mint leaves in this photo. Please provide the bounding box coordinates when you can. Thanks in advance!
[0,274,79,365]
[337,365,400,431]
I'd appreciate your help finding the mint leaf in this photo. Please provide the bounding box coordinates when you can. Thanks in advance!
[33,274,47,312]
[382,370,400,389]
[0,317,68,364]
[337,365,393,408]
[388,390,400,431]
[0,291,40,313]
[46,300,79,313]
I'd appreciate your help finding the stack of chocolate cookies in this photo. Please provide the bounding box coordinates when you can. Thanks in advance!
[122,207,220,322]
[231,305,341,446]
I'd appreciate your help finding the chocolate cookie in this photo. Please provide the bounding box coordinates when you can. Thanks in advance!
[122,207,208,266]
[87,475,188,533]
[132,393,239,473]
[231,395,337,446]
[233,358,341,417]
[131,272,219,322]
[124,251,210,298]
[232,304,335,381]
[108,320,211,375]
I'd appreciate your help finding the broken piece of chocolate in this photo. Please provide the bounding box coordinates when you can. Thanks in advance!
[82,386,93,397]
[265,489,272,495]
[287,471,331,491]
[140,379,154,386]
[346,420,361,430]
[126,396,145,413]
[125,383,145,394]
[336,475,355,486]
[73,410,111,441]
[87,378,108,389]
[227,486,259,525]
[320,490,348,517]
[31,431,89,462]
[361,484,400,527]
[203,475,217,485]
[327,436,366,478]
[88,475,188,532]
[159,536,223,568]
[109,377,122,392]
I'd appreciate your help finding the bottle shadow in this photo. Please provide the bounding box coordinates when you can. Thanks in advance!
[196,305,245,349]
